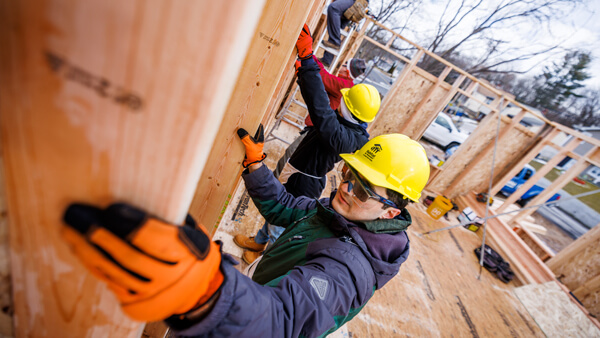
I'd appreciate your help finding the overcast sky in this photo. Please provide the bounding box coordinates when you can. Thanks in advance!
[379,0,600,86]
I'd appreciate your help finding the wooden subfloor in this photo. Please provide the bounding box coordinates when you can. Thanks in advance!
[211,121,552,337]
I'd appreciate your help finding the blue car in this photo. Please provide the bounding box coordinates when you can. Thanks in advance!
[500,164,561,206]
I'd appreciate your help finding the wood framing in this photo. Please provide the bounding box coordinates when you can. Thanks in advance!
[0,0,265,336]
[368,64,452,139]
[456,194,555,284]
[428,113,537,198]
[547,224,600,318]
[496,135,582,213]
[188,0,321,234]
[490,128,559,196]
[507,146,599,225]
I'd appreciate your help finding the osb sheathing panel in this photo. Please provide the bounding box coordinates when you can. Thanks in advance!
[547,226,600,318]
[514,282,600,336]
[369,69,450,139]
[428,113,535,197]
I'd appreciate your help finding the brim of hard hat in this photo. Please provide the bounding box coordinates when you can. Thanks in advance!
[339,152,420,203]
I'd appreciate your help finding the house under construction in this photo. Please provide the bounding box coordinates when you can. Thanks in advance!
[0,0,599,337]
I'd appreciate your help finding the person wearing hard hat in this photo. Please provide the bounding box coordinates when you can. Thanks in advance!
[233,25,379,264]
[61,132,430,337]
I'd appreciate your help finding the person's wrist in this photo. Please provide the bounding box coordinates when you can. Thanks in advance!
[248,162,263,172]
[165,289,222,331]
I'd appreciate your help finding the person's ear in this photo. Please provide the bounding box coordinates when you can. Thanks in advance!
[379,207,401,219]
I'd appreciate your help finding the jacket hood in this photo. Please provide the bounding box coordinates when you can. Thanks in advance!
[321,192,411,289]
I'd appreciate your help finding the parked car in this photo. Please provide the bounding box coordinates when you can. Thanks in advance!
[422,112,469,152]
[499,164,561,206]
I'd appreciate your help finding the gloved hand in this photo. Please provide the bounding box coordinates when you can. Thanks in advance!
[294,59,301,75]
[61,203,224,325]
[237,124,266,168]
[296,23,313,60]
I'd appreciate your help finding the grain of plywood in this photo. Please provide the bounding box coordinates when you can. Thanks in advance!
[369,69,435,137]
[0,0,264,336]
[547,225,600,318]
[451,126,535,196]
[402,84,450,138]
[514,281,600,337]
[188,0,320,234]
[428,112,536,198]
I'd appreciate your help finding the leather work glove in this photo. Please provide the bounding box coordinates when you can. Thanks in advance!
[237,124,267,168]
[296,23,313,60]
[61,203,224,326]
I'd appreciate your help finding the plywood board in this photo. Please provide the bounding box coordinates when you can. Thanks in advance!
[514,281,600,337]
[428,114,536,198]
[188,0,320,234]
[402,83,451,138]
[369,69,437,138]
[547,225,600,318]
[0,0,264,336]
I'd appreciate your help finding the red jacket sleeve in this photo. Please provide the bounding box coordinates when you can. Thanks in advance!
[305,56,354,127]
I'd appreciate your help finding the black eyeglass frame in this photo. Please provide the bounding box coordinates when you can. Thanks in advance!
[342,164,398,209]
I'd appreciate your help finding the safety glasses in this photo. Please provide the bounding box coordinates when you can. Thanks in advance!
[341,164,398,209]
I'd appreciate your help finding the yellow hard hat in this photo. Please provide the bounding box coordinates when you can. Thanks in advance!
[339,134,430,202]
[340,83,381,123]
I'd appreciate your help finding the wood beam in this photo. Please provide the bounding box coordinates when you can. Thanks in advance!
[459,193,555,284]
[0,0,265,336]
[498,136,582,213]
[507,147,596,224]
[363,36,411,64]
[188,0,319,234]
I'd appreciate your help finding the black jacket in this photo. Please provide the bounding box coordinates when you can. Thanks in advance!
[286,58,369,198]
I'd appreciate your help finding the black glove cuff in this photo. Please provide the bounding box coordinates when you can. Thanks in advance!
[164,288,222,331]
[242,153,267,168]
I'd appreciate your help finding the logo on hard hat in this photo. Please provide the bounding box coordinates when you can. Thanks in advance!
[363,144,381,161]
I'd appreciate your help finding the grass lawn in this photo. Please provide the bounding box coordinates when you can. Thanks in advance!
[529,160,600,213]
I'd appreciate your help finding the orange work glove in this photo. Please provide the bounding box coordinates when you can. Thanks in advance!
[296,23,313,60]
[237,124,267,168]
[294,59,301,75]
[61,203,224,323]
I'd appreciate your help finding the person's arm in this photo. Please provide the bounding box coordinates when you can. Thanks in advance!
[297,59,362,154]
[236,127,317,227]
[174,240,376,337]
[60,202,376,337]
[314,56,353,98]
[242,163,317,227]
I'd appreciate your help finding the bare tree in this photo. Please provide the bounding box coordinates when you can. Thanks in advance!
[413,0,583,75]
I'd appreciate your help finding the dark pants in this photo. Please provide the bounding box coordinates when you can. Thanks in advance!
[322,0,355,65]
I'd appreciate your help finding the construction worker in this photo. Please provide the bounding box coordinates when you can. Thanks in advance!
[234,25,379,264]
[273,56,367,189]
[61,131,430,337]
[321,0,369,67]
